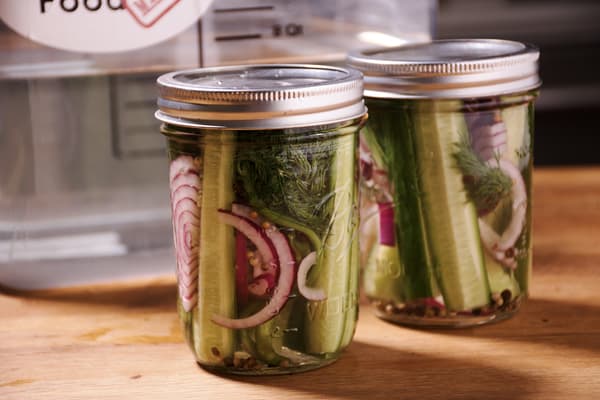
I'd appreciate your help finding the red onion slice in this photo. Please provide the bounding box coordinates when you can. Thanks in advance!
[230,204,280,298]
[231,203,280,282]
[297,251,326,301]
[212,208,296,329]
[180,293,198,313]
[169,156,201,312]
[217,210,278,268]
[231,203,255,220]
[248,272,277,298]
[377,202,396,246]
[478,160,526,270]
[171,173,200,193]
[169,156,199,184]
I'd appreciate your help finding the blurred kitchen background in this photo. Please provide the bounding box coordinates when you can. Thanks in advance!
[0,0,434,288]
[0,0,598,290]
[437,0,600,165]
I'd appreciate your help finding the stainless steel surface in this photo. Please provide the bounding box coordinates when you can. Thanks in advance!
[156,64,366,129]
[347,39,541,99]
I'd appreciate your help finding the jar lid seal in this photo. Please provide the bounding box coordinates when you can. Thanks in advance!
[347,39,541,98]
[156,64,366,129]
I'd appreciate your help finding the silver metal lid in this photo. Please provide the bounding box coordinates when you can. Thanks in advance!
[347,39,541,99]
[155,64,366,130]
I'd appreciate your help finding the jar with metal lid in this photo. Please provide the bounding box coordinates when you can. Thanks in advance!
[348,39,541,327]
[155,64,366,374]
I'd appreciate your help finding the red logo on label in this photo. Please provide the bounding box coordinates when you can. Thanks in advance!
[123,0,181,28]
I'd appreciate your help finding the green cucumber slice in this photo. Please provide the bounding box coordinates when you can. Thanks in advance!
[413,100,491,311]
[501,101,530,170]
[254,313,283,366]
[339,231,360,349]
[362,243,406,303]
[177,298,195,354]
[517,103,535,293]
[304,132,357,355]
[362,101,435,300]
[238,302,261,356]
[481,196,521,297]
[484,252,521,297]
[515,226,532,295]
[253,299,298,366]
[240,298,302,366]
[482,195,513,234]
[503,101,534,293]
[515,160,533,294]
[193,135,236,364]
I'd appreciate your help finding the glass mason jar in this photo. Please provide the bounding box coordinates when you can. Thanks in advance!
[348,39,541,327]
[155,65,366,374]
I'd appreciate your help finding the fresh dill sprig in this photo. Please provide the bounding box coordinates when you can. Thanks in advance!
[453,134,512,215]
[237,140,334,235]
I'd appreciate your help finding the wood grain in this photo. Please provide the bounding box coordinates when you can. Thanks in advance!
[1,167,599,400]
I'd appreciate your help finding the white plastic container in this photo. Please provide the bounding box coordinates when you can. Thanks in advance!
[0,0,435,290]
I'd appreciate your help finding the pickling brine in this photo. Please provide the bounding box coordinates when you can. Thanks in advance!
[164,125,360,372]
[360,96,535,326]
[156,64,366,374]
[349,39,541,327]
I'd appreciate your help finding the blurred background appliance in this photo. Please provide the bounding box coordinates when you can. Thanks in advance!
[0,0,435,289]
[4,0,595,290]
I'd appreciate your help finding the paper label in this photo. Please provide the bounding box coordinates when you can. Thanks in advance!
[0,0,212,53]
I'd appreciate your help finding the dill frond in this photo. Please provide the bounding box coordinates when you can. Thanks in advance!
[453,134,512,214]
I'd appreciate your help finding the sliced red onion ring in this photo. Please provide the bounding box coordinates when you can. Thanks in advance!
[478,159,526,270]
[231,203,280,296]
[495,160,527,250]
[212,208,296,329]
[173,202,199,267]
[297,251,326,301]
[377,202,396,246]
[467,117,526,270]
[217,210,278,268]
[231,203,255,220]
[171,173,200,193]
[169,156,201,312]
[180,293,198,313]
[169,155,199,184]
[248,272,277,298]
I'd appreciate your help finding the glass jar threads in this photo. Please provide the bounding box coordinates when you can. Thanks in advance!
[348,39,541,327]
[155,65,366,374]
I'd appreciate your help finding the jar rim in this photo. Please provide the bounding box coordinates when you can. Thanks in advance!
[156,64,367,130]
[347,39,541,99]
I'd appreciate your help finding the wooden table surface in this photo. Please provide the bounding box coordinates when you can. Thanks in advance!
[1,167,599,400]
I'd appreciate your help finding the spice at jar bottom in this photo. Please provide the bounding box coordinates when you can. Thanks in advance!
[348,39,541,328]
[156,65,366,375]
